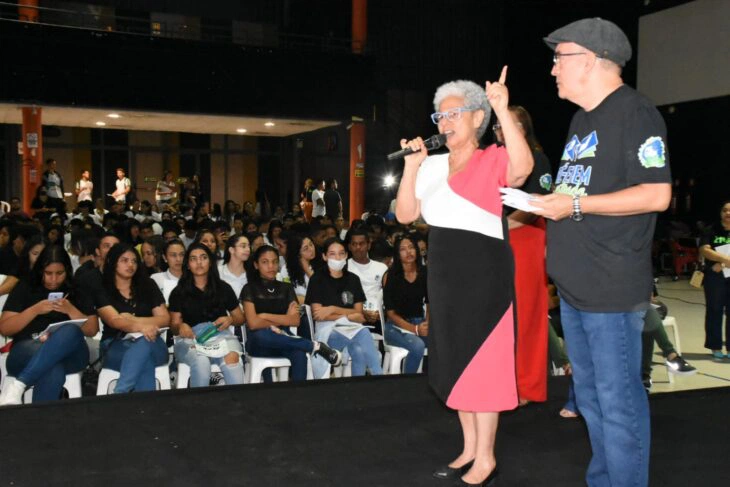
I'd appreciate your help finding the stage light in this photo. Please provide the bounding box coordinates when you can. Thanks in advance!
[264,122,275,127]
[95,121,106,126]
[107,113,121,118]
[384,175,396,188]
[236,128,247,133]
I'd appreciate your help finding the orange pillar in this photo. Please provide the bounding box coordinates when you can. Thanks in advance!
[21,107,43,214]
[18,0,39,22]
[352,0,367,54]
[349,0,367,221]
[349,121,365,222]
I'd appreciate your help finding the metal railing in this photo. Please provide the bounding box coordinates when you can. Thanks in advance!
[0,1,356,53]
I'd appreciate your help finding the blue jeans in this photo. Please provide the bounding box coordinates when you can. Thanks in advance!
[246,328,313,382]
[327,328,383,376]
[564,378,578,414]
[101,336,168,393]
[174,341,244,387]
[384,319,427,373]
[560,298,649,487]
[6,324,89,402]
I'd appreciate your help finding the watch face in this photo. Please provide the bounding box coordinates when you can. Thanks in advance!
[571,213,584,222]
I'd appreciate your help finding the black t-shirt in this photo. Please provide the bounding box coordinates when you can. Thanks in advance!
[0,246,19,277]
[324,189,342,218]
[305,186,315,203]
[700,223,730,272]
[383,270,428,319]
[305,270,366,308]
[96,277,166,341]
[3,279,94,342]
[74,262,106,309]
[168,280,238,327]
[546,85,672,312]
[241,279,297,315]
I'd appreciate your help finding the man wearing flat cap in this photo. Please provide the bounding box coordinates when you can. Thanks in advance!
[532,18,672,487]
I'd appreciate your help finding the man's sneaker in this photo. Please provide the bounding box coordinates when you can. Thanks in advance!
[712,350,725,362]
[665,355,697,375]
[315,342,342,366]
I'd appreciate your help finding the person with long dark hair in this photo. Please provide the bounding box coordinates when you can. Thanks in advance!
[383,235,429,374]
[283,234,317,304]
[495,105,552,406]
[218,234,250,299]
[305,238,383,377]
[16,234,50,281]
[396,73,533,484]
[170,243,245,387]
[242,245,341,381]
[141,235,166,276]
[96,243,169,393]
[0,245,98,405]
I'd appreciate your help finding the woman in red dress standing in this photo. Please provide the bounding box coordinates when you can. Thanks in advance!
[497,106,552,405]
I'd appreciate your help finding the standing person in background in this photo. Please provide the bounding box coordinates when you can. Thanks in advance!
[324,179,343,220]
[311,180,327,219]
[155,170,176,210]
[182,174,202,208]
[42,158,65,216]
[112,168,131,206]
[301,178,315,222]
[533,18,672,487]
[699,200,730,360]
[75,170,93,204]
[497,105,552,407]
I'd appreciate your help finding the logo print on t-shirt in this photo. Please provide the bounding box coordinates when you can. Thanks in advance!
[539,173,553,191]
[638,136,666,168]
[341,291,354,306]
[561,131,598,162]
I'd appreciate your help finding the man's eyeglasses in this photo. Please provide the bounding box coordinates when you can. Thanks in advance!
[431,107,479,124]
[552,52,587,65]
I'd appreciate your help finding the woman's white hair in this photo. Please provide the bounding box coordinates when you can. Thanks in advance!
[433,80,491,140]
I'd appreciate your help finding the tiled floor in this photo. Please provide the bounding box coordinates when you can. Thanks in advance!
[649,276,730,393]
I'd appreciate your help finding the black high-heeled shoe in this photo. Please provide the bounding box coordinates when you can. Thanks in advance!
[432,460,474,480]
[454,466,499,486]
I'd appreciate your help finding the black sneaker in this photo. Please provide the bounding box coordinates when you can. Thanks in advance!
[665,355,697,375]
[315,342,342,366]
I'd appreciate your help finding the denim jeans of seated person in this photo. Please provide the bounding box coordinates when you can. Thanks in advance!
[6,324,89,402]
[327,328,383,376]
[384,318,427,374]
[101,336,168,393]
[174,330,244,387]
[560,298,649,487]
[246,327,314,382]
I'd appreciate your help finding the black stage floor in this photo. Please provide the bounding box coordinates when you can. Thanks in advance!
[0,376,728,486]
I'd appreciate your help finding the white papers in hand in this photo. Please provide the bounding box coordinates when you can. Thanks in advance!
[334,317,365,339]
[715,244,730,278]
[499,187,540,212]
[39,319,87,339]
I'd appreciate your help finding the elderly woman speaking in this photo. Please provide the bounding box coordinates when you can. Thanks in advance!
[395,67,533,486]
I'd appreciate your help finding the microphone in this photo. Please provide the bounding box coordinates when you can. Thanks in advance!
[387,131,452,161]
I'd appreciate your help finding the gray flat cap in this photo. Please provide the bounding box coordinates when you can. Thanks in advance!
[544,17,632,66]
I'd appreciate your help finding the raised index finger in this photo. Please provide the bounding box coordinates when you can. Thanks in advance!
[498,65,508,84]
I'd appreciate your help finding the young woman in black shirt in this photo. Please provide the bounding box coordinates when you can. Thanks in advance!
[96,243,169,393]
[242,245,341,381]
[699,201,730,359]
[0,245,97,405]
[169,243,245,387]
[305,238,383,376]
[383,235,429,374]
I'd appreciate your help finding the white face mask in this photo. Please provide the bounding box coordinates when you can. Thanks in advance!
[327,258,347,272]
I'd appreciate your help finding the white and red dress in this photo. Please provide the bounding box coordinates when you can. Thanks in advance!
[415,145,518,412]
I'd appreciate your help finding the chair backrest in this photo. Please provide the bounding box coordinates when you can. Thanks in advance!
[0,201,10,214]
[303,305,315,340]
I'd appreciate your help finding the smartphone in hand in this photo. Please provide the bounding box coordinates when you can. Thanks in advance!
[48,292,64,301]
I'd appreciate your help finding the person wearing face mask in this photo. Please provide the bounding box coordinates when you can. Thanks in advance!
[242,245,342,382]
[305,238,383,377]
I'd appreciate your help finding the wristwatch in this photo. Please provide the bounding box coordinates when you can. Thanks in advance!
[571,195,584,222]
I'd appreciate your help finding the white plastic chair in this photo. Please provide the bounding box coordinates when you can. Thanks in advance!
[380,309,427,374]
[0,201,10,215]
[662,316,682,384]
[241,327,291,384]
[96,365,171,395]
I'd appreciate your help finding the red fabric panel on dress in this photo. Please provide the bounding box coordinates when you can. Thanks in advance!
[510,218,549,402]
[447,144,509,217]
[446,304,518,412]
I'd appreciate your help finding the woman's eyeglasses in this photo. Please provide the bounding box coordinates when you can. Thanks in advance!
[430,107,479,124]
